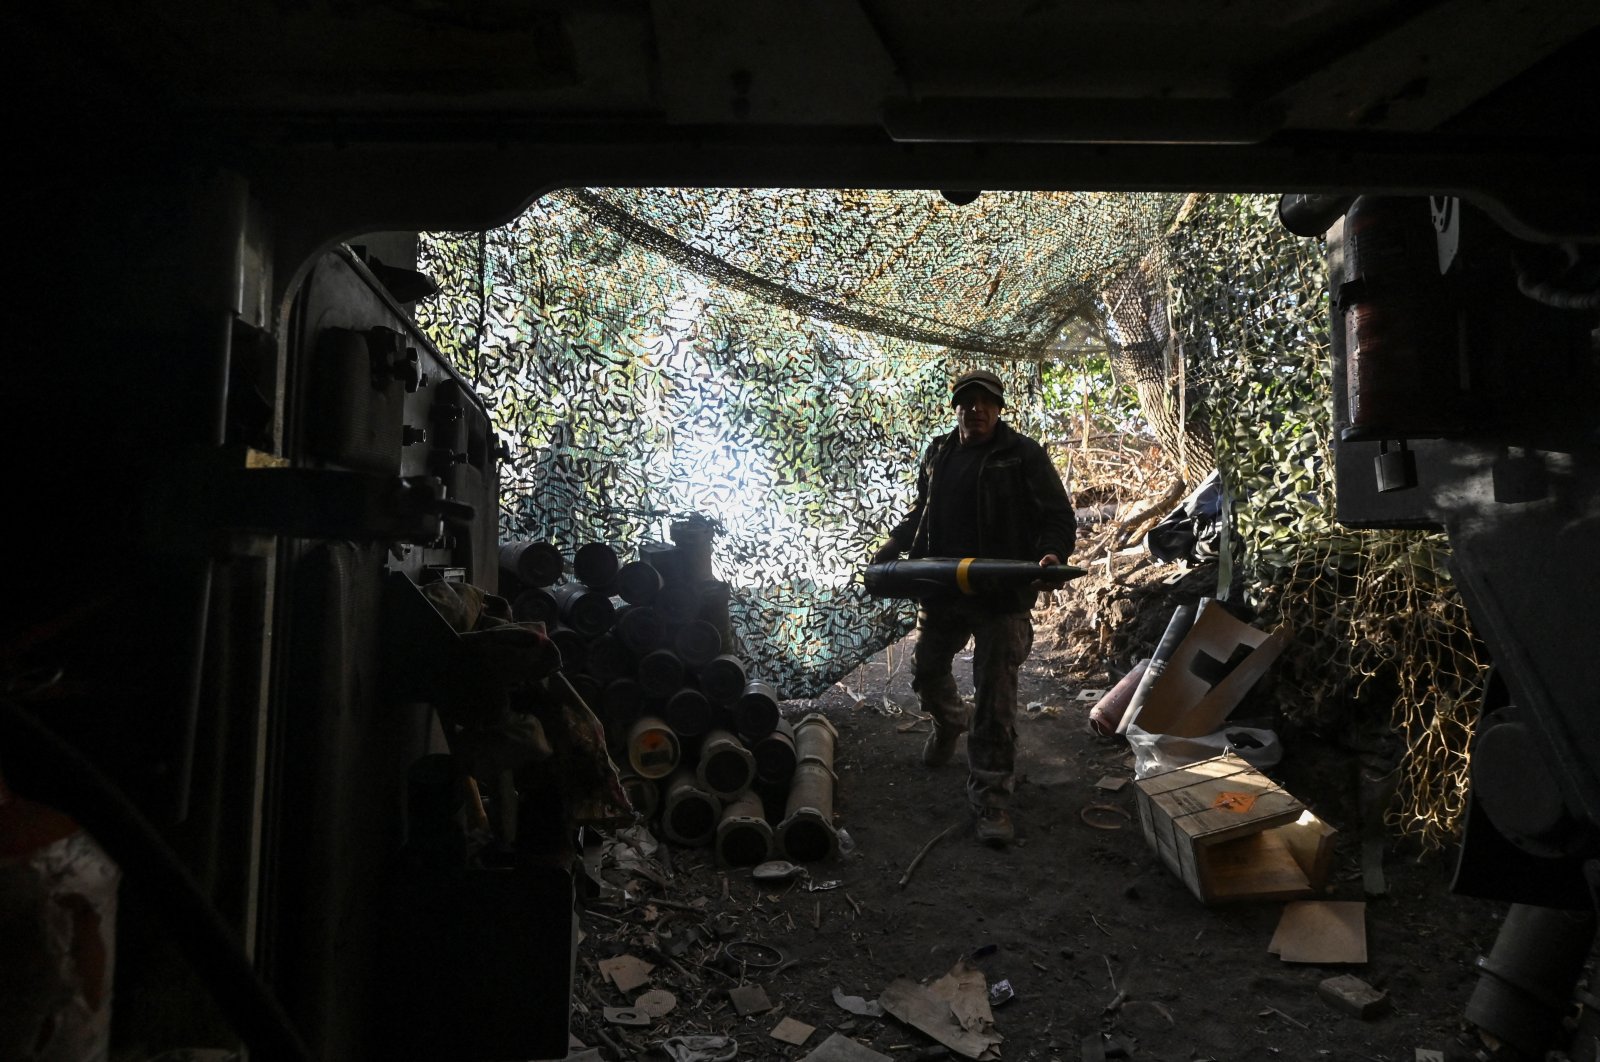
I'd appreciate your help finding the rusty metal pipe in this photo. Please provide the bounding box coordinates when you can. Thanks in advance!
[661,768,719,847]
[716,790,774,866]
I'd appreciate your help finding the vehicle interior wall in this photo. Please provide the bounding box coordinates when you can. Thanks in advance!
[6,11,1597,1060]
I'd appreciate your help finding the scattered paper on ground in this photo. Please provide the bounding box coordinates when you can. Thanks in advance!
[800,1031,892,1061]
[878,962,1003,1061]
[832,986,885,1017]
[635,988,677,1017]
[1269,900,1368,963]
[598,954,654,992]
[728,983,774,1015]
[770,1016,816,1045]
[929,959,995,1032]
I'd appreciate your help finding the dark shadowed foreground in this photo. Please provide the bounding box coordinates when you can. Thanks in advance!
[570,560,1529,1062]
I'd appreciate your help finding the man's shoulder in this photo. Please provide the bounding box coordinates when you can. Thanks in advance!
[994,422,1046,452]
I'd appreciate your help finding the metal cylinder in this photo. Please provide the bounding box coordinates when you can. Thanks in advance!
[715,790,774,867]
[663,686,715,738]
[750,718,798,786]
[655,581,702,622]
[793,713,838,772]
[573,542,620,589]
[626,715,680,780]
[547,626,589,674]
[1466,903,1598,1057]
[616,605,667,653]
[565,672,602,713]
[700,654,748,705]
[670,518,716,583]
[1087,659,1149,738]
[1277,193,1354,238]
[1340,195,1466,441]
[696,727,757,799]
[638,541,684,586]
[1117,604,1195,735]
[584,632,635,684]
[674,620,724,670]
[616,560,663,606]
[733,680,781,738]
[551,582,615,637]
[637,649,687,699]
[617,769,659,823]
[510,587,560,627]
[863,558,1086,599]
[778,761,839,863]
[661,768,719,847]
[498,539,563,588]
[599,678,643,744]
[697,579,734,653]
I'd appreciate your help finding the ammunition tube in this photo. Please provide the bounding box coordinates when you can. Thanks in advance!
[585,632,635,684]
[696,727,757,799]
[700,654,747,705]
[715,790,774,867]
[573,542,620,590]
[674,620,724,670]
[499,539,563,588]
[733,681,781,737]
[617,769,659,823]
[654,582,702,622]
[750,718,797,786]
[792,713,838,772]
[552,582,615,637]
[616,560,663,605]
[697,580,734,652]
[663,686,714,738]
[637,648,687,699]
[547,626,589,674]
[626,715,680,780]
[661,768,719,847]
[565,672,602,712]
[616,605,667,653]
[511,587,560,626]
[670,518,716,583]
[777,761,839,863]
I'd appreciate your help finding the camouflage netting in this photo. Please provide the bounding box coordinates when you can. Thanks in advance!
[417,189,1182,697]
[1167,194,1487,849]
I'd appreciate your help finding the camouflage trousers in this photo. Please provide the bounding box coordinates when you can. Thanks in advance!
[910,602,1034,810]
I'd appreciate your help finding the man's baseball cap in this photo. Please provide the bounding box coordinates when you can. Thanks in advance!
[951,369,1005,407]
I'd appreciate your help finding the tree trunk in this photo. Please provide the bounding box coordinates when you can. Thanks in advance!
[1099,261,1215,480]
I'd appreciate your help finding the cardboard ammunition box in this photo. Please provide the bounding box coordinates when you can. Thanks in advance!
[1134,752,1336,904]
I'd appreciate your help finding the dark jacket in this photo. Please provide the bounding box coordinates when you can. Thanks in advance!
[885,421,1076,610]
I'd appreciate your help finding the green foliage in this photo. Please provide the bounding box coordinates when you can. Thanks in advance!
[1168,194,1486,848]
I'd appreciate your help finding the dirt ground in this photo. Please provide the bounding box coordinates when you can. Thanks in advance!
[568,553,1517,1062]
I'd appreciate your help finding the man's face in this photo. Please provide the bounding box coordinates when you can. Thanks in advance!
[954,387,1001,445]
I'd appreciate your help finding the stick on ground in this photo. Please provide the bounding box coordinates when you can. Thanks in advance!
[898,823,960,888]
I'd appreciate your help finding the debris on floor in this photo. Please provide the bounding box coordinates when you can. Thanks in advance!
[1270,900,1369,964]
[1318,973,1389,1018]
